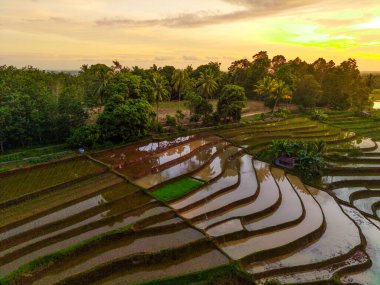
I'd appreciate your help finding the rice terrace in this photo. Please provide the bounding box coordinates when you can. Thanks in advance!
[1,111,380,285]
[1,0,380,284]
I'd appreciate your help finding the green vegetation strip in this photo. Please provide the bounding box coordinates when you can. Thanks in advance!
[151,178,204,202]
[140,264,255,285]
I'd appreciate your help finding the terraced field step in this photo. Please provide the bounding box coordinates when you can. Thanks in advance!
[195,160,281,233]
[29,226,206,285]
[256,250,369,285]
[0,177,137,241]
[341,206,380,285]
[0,202,176,275]
[180,155,259,223]
[170,160,239,212]
[218,175,325,262]
[0,172,125,232]
[0,157,107,207]
[55,241,228,285]
[133,141,229,189]
[247,190,363,283]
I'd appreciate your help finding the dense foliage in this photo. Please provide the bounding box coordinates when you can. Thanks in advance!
[0,53,376,151]
[268,139,326,179]
[217,85,247,122]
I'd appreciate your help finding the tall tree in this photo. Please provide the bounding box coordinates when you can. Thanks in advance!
[197,68,218,99]
[151,72,169,123]
[255,77,291,114]
[172,69,188,109]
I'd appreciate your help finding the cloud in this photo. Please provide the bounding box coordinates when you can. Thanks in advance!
[182,55,199,61]
[96,0,324,28]
[154,56,176,61]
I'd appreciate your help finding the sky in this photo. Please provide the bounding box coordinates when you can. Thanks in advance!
[0,0,380,71]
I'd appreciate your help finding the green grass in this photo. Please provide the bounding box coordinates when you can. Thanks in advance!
[151,178,204,201]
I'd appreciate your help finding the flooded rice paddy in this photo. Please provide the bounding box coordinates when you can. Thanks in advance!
[1,118,380,284]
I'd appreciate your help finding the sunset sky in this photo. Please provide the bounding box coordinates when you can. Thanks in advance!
[1,0,380,71]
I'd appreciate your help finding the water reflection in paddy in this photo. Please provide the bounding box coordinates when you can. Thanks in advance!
[32,227,203,285]
[197,160,279,231]
[331,187,367,203]
[0,172,124,230]
[0,181,136,241]
[0,205,171,275]
[92,248,228,285]
[207,219,244,237]
[93,135,195,166]
[353,197,380,215]
[251,190,361,275]
[257,251,368,285]
[192,146,239,182]
[134,142,228,189]
[170,162,239,210]
[341,206,380,285]
[122,137,219,178]
[221,175,323,260]
[181,155,258,220]
[245,168,303,232]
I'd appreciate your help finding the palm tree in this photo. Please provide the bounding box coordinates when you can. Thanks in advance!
[197,68,218,99]
[272,80,292,115]
[93,67,113,106]
[255,77,291,115]
[172,69,188,110]
[254,76,276,95]
[151,72,169,124]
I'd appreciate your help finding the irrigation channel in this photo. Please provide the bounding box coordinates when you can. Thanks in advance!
[0,116,380,284]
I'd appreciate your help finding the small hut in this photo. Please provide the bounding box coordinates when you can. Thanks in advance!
[275,156,295,169]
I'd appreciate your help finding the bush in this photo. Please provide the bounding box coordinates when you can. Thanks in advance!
[165,115,176,127]
[310,109,328,121]
[268,139,326,179]
[185,92,213,124]
[68,125,100,148]
[190,114,200,123]
[97,96,153,142]
[274,108,290,118]
[217,85,246,122]
[370,110,380,121]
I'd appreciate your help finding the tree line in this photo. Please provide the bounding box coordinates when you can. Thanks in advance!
[0,52,376,151]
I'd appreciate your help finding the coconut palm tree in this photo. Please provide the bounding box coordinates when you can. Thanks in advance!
[197,68,218,99]
[254,76,277,98]
[151,72,169,124]
[255,77,291,115]
[272,80,292,115]
[172,69,188,109]
[93,66,114,105]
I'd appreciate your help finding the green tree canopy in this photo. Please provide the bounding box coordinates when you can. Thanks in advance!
[217,85,247,122]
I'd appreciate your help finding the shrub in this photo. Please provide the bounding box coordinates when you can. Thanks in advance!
[165,115,176,127]
[310,109,328,121]
[217,85,246,122]
[268,139,326,179]
[97,96,153,142]
[274,107,290,118]
[68,125,100,148]
[189,114,200,123]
